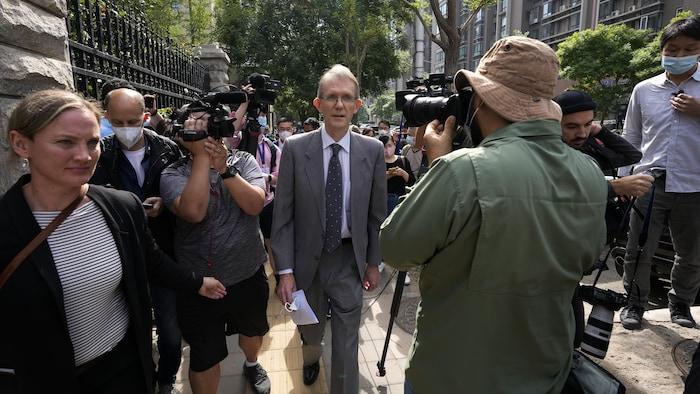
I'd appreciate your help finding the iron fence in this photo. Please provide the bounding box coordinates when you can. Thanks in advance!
[66,0,208,108]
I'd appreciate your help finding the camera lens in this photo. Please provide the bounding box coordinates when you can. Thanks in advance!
[581,304,614,359]
[402,95,462,127]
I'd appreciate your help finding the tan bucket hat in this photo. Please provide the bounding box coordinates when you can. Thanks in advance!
[454,36,562,122]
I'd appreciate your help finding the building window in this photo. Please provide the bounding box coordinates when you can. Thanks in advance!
[440,1,448,17]
[474,23,483,38]
[436,50,445,62]
[543,1,552,17]
[475,9,483,22]
[529,28,538,39]
[499,0,507,12]
[459,45,467,59]
[500,17,507,37]
[569,13,580,30]
[529,6,540,24]
[474,41,484,56]
[639,15,648,29]
[471,58,480,71]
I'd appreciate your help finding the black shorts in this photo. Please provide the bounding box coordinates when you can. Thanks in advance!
[259,200,274,239]
[176,266,270,372]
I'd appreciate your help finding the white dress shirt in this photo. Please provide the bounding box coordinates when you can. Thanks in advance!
[320,126,352,239]
[621,67,700,192]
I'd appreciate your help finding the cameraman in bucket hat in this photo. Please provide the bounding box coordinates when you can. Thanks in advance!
[380,36,607,393]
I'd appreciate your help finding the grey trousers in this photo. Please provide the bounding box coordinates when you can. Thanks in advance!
[623,176,700,308]
[299,242,362,394]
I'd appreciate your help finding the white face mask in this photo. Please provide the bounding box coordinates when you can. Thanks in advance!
[113,126,143,149]
[278,131,292,141]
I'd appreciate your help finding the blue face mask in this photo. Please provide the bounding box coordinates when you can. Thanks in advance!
[661,54,699,75]
[257,116,268,128]
[405,136,415,146]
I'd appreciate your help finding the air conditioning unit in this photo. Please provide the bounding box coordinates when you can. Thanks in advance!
[629,5,636,11]
[611,10,620,16]
[533,17,539,23]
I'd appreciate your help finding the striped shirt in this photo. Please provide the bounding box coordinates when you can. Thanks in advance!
[33,200,129,366]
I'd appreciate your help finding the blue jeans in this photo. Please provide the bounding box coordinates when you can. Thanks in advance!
[151,286,182,384]
[404,379,415,394]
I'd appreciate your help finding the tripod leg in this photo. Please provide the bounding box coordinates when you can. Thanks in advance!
[377,271,407,377]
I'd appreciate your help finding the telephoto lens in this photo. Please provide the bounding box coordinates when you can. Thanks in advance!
[580,304,614,359]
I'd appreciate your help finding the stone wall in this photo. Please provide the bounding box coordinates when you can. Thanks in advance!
[0,0,74,194]
[196,43,231,92]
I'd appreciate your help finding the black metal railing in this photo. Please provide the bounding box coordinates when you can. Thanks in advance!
[66,0,207,108]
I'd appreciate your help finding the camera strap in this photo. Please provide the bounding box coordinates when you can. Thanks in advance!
[628,182,656,300]
[0,191,85,289]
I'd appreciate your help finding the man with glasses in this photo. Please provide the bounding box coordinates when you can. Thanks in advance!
[271,64,386,393]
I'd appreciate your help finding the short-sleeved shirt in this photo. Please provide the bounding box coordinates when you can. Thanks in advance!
[160,151,268,286]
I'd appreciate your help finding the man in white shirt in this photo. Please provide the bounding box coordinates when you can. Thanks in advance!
[620,15,700,330]
[271,65,386,393]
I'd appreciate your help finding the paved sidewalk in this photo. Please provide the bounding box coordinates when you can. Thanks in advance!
[171,264,414,394]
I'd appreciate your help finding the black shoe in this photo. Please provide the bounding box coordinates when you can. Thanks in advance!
[620,305,644,330]
[243,363,271,394]
[303,361,320,386]
[670,302,696,328]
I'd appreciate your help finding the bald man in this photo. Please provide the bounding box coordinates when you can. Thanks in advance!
[90,88,185,394]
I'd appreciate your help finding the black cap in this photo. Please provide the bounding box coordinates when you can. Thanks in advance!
[304,117,320,128]
[552,90,597,115]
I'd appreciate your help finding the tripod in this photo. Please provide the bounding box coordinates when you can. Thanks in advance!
[376,270,408,377]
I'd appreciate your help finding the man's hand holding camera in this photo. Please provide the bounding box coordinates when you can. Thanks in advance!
[387,166,409,182]
[418,115,458,164]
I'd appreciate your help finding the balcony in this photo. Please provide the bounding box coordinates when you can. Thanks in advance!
[599,0,662,22]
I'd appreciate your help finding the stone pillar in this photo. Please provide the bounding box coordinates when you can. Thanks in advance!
[0,0,74,193]
[196,43,231,92]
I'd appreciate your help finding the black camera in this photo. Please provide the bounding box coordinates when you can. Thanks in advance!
[171,73,281,143]
[395,74,476,150]
[238,73,282,155]
[171,91,247,141]
[579,285,626,359]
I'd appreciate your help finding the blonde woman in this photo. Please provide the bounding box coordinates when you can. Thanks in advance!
[0,90,226,394]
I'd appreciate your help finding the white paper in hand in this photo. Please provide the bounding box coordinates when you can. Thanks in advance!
[284,289,319,325]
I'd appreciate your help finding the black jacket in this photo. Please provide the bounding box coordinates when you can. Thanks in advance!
[91,129,182,256]
[0,176,202,394]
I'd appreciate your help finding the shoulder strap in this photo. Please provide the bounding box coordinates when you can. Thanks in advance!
[0,192,85,289]
[265,139,278,169]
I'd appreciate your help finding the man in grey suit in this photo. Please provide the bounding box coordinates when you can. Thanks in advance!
[271,64,387,393]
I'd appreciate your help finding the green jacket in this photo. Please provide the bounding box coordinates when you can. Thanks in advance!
[380,120,607,393]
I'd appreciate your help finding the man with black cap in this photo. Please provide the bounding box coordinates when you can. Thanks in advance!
[553,90,653,200]
[380,36,608,393]
[302,117,320,132]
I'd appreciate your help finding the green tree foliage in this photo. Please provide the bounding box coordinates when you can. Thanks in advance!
[371,90,401,123]
[403,0,496,75]
[557,24,655,121]
[216,0,410,121]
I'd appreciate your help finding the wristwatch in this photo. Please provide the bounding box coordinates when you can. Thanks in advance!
[220,164,238,180]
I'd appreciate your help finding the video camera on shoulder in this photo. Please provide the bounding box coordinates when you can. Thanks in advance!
[394,74,475,150]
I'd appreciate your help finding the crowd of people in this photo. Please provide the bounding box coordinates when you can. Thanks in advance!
[1,13,699,394]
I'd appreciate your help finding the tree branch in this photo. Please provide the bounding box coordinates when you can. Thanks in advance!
[402,0,446,50]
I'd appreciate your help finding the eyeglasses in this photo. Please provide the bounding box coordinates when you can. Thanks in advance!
[319,95,357,105]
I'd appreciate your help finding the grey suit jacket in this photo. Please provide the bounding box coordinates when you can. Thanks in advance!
[271,128,387,290]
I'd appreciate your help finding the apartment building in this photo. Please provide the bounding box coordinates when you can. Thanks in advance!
[425,0,699,74]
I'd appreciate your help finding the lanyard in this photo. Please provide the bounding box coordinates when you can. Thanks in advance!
[258,142,266,165]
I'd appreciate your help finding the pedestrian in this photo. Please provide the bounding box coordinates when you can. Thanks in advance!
[619,14,700,330]
[0,90,226,394]
[380,37,607,393]
[272,64,387,393]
